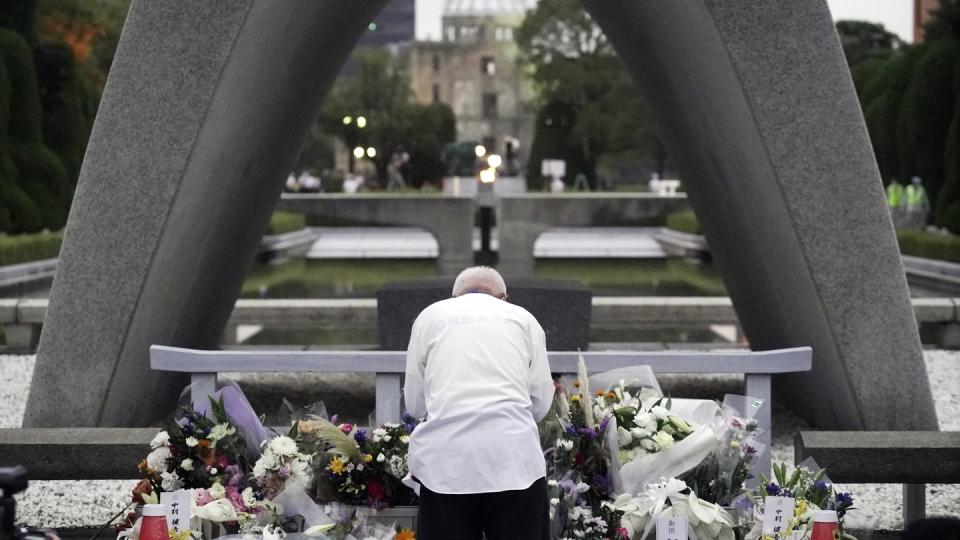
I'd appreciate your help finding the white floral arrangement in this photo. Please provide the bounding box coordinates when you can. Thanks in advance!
[613,478,737,540]
[253,435,314,499]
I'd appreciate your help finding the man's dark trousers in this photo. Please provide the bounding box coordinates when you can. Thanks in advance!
[417,477,549,540]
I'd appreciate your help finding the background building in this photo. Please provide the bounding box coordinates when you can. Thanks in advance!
[409,0,536,169]
[914,0,939,42]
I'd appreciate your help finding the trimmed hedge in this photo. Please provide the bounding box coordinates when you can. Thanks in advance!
[0,229,62,266]
[665,210,701,235]
[265,211,306,236]
[897,228,960,263]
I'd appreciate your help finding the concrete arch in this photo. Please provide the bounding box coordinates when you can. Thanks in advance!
[25,0,936,430]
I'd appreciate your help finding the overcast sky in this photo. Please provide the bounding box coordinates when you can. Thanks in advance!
[415,0,916,43]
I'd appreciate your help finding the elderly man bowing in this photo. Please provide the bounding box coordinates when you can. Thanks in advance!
[403,266,554,540]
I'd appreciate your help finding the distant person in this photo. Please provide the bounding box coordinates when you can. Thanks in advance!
[905,176,929,230]
[549,176,565,193]
[404,266,553,540]
[386,152,406,191]
[342,173,364,193]
[572,172,590,191]
[285,174,300,193]
[886,177,904,227]
[649,171,661,193]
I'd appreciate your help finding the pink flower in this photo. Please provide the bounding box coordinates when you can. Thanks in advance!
[195,488,214,506]
[339,423,353,434]
[278,464,291,479]
[226,486,245,512]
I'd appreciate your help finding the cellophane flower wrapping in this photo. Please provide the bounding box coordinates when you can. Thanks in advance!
[678,394,767,507]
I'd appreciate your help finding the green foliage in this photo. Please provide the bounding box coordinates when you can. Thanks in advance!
[0,0,37,43]
[33,41,97,182]
[896,228,960,262]
[936,58,960,232]
[320,49,455,187]
[666,210,701,235]
[924,0,960,41]
[9,141,71,229]
[835,20,903,66]
[0,229,63,266]
[0,29,72,231]
[264,211,306,236]
[517,0,666,184]
[898,41,960,209]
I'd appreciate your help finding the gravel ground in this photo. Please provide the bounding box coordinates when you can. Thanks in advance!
[1,352,958,531]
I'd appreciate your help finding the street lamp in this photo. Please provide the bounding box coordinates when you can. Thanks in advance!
[487,154,502,169]
[366,147,376,158]
[356,116,367,128]
[475,145,486,158]
[479,167,496,184]
[353,146,365,159]
[343,116,352,125]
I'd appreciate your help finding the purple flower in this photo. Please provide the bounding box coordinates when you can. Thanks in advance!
[813,480,829,492]
[591,474,609,494]
[565,424,577,435]
[744,444,758,455]
[599,416,611,433]
[578,428,598,439]
[404,423,416,434]
[766,483,781,496]
[836,492,854,505]
[559,479,577,494]
[353,429,368,444]
[330,414,338,424]
[226,464,243,487]
[278,465,291,479]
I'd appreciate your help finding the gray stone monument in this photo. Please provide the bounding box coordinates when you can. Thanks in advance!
[23,1,387,427]
[25,0,937,431]
[581,0,936,430]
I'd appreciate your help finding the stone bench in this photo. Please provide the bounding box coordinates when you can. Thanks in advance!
[794,431,960,526]
[151,344,813,481]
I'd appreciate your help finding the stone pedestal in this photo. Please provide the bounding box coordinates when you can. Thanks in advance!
[376,278,592,351]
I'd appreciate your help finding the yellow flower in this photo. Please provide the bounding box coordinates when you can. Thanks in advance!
[571,395,581,402]
[328,456,346,475]
[363,454,373,463]
[395,530,415,540]
[168,531,193,540]
[796,499,808,516]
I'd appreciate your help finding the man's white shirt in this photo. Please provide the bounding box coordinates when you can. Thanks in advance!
[403,293,555,494]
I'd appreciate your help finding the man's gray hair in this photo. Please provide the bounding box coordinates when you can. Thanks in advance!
[452,266,507,297]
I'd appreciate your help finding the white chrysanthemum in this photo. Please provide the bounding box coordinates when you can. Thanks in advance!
[150,431,170,449]
[253,451,278,478]
[634,412,654,427]
[399,435,410,444]
[208,482,226,500]
[160,470,183,491]
[146,446,171,471]
[209,423,236,443]
[376,453,386,463]
[653,430,674,450]
[180,458,194,471]
[269,436,298,457]
[185,436,199,448]
[372,428,387,443]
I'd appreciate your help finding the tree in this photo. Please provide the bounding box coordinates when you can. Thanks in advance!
[924,0,960,41]
[516,0,666,185]
[319,49,456,188]
[835,20,903,66]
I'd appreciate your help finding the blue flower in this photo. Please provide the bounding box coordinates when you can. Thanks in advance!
[565,424,577,435]
[836,492,854,506]
[766,483,781,496]
[353,429,368,444]
[813,480,829,492]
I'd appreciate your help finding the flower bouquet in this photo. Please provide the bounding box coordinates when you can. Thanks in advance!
[118,396,275,538]
[744,462,856,540]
